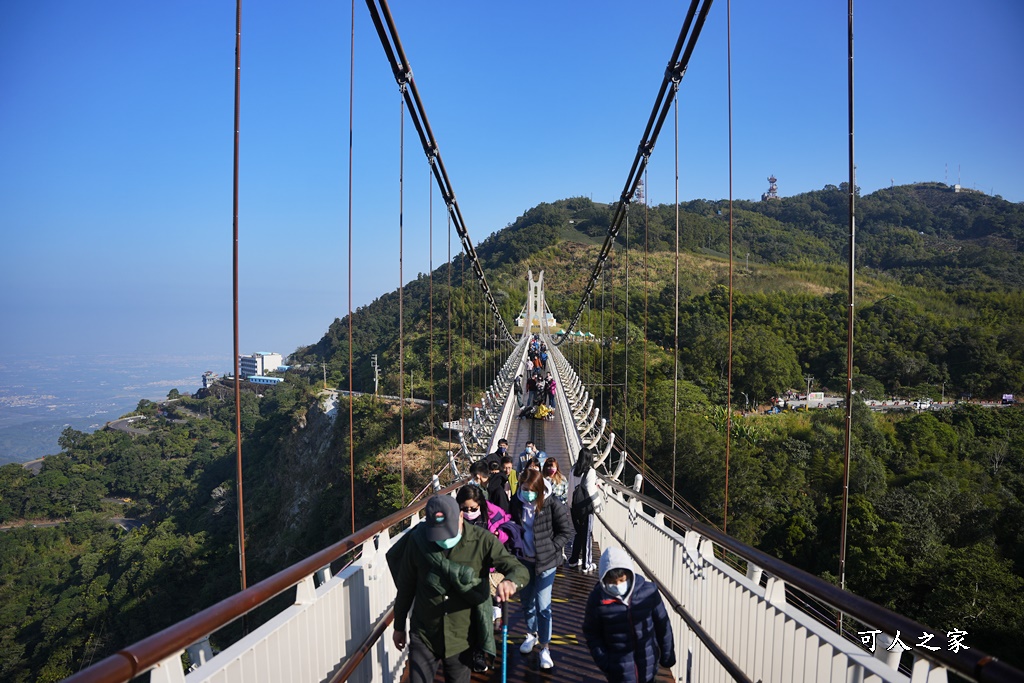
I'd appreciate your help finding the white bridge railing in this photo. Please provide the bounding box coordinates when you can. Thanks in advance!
[546,318,1015,683]
[65,331,1017,683]
[593,481,937,683]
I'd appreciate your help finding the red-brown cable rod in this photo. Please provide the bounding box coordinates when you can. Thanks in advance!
[230,0,247,592]
[723,0,735,534]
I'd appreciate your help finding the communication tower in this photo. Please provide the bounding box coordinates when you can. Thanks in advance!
[761,174,780,201]
[633,178,645,204]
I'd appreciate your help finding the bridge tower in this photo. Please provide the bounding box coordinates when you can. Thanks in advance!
[516,270,557,332]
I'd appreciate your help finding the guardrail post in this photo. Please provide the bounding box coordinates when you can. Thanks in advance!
[764,576,786,607]
[149,652,187,683]
[315,565,332,585]
[294,574,317,605]
[875,632,910,671]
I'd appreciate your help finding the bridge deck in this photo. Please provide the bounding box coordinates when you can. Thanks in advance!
[424,394,671,682]
[504,396,572,470]
[455,560,674,683]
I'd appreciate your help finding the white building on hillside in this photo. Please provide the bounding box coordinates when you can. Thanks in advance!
[239,352,283,377]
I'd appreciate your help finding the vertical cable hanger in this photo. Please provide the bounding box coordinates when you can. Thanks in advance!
[347,0,357,533]
[230,0,247,593]
[623,200,630,458]
[428,159,435,473]
[600,266,606,416]
[460,254,465,419]
[672,80,681,510]
[838,0,857,631]
[642,166,650,494]
[447,211,453,456]
[608,243,616,428]
[724,0,735,534]
[398,82,407,507]
[469,270,475,396]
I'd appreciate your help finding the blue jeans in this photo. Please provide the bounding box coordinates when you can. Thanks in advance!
[520,561,556,644]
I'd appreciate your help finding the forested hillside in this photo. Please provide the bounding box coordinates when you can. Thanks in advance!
[292,182,1024,664]
[2,182,1022,678]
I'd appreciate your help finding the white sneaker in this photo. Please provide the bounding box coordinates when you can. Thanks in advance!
[539,647,553,669]
[520,633,538,654]
[584,563,597,573]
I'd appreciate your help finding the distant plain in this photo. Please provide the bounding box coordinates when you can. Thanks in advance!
[0,354,221,464]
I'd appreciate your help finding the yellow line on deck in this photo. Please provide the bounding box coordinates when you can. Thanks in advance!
[505,634,580,646]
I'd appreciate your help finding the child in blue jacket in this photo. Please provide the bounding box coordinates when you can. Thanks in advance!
[582,547,676,683]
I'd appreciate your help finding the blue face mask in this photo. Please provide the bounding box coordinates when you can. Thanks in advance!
[520,490,538,503]
[603,580,629,598]
[436,532,462,550]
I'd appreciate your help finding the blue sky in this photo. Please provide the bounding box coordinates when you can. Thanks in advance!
[1,1,1021,362]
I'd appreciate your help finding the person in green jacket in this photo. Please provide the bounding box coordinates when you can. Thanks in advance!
[388,494,528,683]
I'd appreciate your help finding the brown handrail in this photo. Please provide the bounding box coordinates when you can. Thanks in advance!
[599,478,1023,683]
[64,484,461,683]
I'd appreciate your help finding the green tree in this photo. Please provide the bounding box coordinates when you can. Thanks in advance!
[732,325,802,405]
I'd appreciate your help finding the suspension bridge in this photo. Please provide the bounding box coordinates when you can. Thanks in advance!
[63,275,1022,683]
[63,1,1022,682]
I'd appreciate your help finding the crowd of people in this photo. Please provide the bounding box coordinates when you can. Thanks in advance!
[387,444,676,682]
[516,335,558,419]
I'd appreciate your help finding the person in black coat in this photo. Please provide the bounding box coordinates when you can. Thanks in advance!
[509,469,572,671]
[582,546,675,683]
[485,458,510,513]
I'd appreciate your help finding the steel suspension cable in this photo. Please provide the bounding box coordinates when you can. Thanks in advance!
[557,0,715,344]
[230,0,247,592]
[347,0,357,534]
[398,84,407,507]
[365,0,513,343]
[724,0,734,534]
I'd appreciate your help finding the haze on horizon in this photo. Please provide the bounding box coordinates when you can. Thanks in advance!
[1,0,1021,362]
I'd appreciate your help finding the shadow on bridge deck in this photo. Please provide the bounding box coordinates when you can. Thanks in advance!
[505,398,570,468]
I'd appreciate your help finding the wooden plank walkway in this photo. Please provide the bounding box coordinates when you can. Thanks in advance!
[459,561,674,682]
[422,403,673,682]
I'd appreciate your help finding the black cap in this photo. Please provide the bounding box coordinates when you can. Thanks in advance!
[423,495,460,542]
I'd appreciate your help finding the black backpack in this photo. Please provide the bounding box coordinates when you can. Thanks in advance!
[571,483,594,518]
[498,519,527,559]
